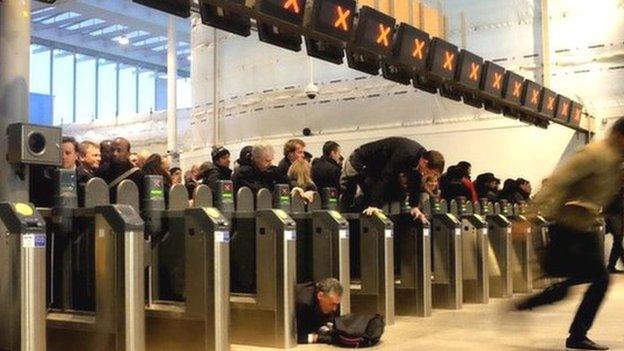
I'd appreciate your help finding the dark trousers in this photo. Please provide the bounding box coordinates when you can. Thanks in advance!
[606,215,624,269]
[544,224,610,338]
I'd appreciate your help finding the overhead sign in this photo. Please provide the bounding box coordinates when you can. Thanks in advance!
[306,0,356,41]
[502,71,524,105]
[555,95,572,122]
[480,61,505,98]
[455,50,483,89]
[428,38,458,81]
[350,6,396,56]
[392,23,430,72]
[538,87,557,118]
[259,0,306,24]
[200,0,251,37]
[569,101,583,127]
[521,80,542,112]
[133,0,191,18]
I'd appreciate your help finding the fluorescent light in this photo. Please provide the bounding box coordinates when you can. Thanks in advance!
[118,36,130,45]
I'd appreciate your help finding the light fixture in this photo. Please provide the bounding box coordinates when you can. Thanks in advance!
[187,55,192,61]
[118,36,130,45]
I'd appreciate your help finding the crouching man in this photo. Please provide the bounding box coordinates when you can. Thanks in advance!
[296,278,343,344]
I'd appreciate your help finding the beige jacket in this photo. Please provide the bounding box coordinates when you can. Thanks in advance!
[531,140,623,231]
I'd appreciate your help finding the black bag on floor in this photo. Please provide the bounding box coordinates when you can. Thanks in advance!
[332,313,384,348]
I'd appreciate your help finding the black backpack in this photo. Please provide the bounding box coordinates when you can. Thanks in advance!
[332,313,384,348]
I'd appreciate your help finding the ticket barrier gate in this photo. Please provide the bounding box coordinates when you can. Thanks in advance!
[450,199,489,304]
[45,178,145,351]
[214,182,297,348]
[475,201,513,298]
[501,201,532,293]
[429,199,463,310]
[0,202,47,351]
[516,202,551,290]
[277,186,351,314]
[343,210,395,325]
[387,196,432,317]
[134,176,230,351]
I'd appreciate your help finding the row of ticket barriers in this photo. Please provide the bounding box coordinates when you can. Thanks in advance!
[2,169,601,351]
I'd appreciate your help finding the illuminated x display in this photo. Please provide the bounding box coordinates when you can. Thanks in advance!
[259,0,306,24]
[349,6,395,56]
[502,71,524,104]
[456,50,483,89]
[569,101,583,127]
[555,95,572,122]
[521,80,542,112]
[428,38,459,81]
[388,23,429,72]
[307,0,355,41]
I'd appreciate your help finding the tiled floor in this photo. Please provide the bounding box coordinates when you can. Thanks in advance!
[233,275,624,350]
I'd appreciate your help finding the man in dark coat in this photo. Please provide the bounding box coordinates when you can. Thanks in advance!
[311,141,342,192]
[96,137,144,202]
[339,137,444,220]
[232,143,286,194]
[197,146,233,195]
[296,278,343,344]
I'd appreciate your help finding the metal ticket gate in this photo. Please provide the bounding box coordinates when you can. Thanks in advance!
[0,202,47,351]
[390,195,432,318]
[430,199,463,310]
[137,177,230,351]
[217,183,296,348]
[501,201,532,293]
[476,201,513,298]
[275,186,350,314]
[46,179,145,351]
[516,202,551,290]
[450,199,489,304]
[344,210,395,325]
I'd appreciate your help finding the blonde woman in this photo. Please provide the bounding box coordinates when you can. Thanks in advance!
[288,159,317,203]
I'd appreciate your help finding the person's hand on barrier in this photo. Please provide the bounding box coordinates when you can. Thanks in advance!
[410,206,429,223]
[363,206,382,216]
[302,191,315,204]
[316,323,334,344]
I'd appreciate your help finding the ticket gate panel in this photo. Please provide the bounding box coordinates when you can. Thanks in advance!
[394,216,432,318]
[0,202,47,351]
[230,209,297,349]
[311,210,350,314]
[487,215,513,298]
[511,217,533,293]
[431,213,462,310]
[348,213,395,326]
[530,217,550,290]
[145,207,230,351]
[460,216,489,304]
[47,204,145,351]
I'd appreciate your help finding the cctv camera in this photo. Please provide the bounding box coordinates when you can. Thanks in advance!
[305,82,319,100]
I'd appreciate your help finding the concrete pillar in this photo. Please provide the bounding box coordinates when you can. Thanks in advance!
[167,15,178,165]
[0,0,31,203]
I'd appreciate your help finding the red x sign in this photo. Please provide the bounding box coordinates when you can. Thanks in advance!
[412,38,425,60]
[530,89,540,104]
[283,0,300,14]
[492,72,502,90]
[376,24,391,47]
[442,51,454,71]
[573,108,582,122]
[561,102,569,116]
[547,96,555,110]
[512,81,522,97]
[334,6,351,31]
[469,62,480,81]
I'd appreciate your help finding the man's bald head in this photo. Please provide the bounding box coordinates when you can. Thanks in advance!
[113,137,131,163]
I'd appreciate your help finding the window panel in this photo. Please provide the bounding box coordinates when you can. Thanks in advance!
[118,64,138,116]
[97,58,117,119]
[52,50,75,125]
[75,54,96,123]
[138,70,156,113]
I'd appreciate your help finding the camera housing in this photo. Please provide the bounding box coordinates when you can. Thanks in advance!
[7,123,62,166]
[305,82,320,99]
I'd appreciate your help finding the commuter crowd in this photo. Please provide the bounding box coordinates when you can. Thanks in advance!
[47,124,624,350]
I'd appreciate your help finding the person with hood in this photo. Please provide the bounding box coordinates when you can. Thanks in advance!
[440,165,472,202]
[456,161,478,202]
[234,145,253,170]
[311,141,342,192]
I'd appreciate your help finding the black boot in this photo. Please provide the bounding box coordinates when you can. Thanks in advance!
[566,336,609,350]
[516,284,568,311]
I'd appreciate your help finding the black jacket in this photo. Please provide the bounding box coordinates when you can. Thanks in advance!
[97,159,145,203]
[198,164,233,195]
[351,137,426,208]
[295,282,336,344]
[232,164,286,194]
[277,157,292,180]
[441,179,472,203]
[311,156,341,192]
